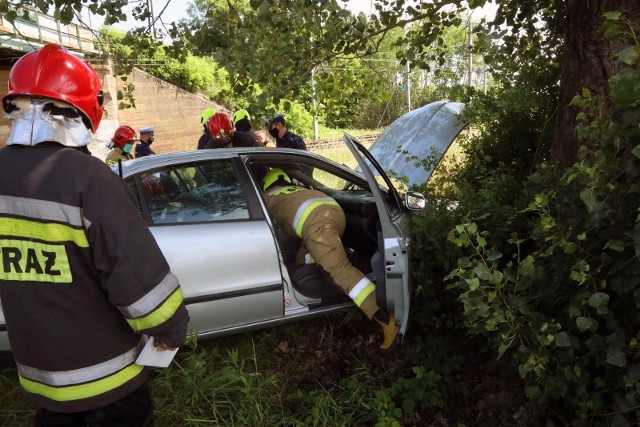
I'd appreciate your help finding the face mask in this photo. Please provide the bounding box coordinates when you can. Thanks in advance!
[268,128,279,138]
[123,143,133,154]
[147,137,154,145]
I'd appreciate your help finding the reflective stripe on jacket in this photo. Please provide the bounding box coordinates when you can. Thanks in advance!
[266,186,340,237]
[0,142,188,412]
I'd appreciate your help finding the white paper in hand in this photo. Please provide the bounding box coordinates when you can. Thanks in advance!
[135,335,179,368]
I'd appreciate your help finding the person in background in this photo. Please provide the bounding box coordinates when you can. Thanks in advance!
[261,168,399,349]
[268,114,307,150]
[135,126,155,157]
[204,112,234,149]
[256,130,275,148]
[0,43,189,426]
[231,109,261,147]
[105,125,136,166]
[197,108,216,150]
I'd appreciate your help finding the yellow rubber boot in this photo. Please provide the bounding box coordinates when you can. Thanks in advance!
[375,314,399,350]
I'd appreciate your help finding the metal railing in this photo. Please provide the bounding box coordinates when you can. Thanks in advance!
[307,134,379,150]
[0,10,97,54]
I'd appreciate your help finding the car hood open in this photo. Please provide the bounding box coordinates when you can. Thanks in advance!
[366,100,466,188]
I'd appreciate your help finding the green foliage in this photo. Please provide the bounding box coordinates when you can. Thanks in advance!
[440,11,640,423]
[97,26,233,108]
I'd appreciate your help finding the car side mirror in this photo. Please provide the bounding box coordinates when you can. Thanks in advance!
[405,191,426,211]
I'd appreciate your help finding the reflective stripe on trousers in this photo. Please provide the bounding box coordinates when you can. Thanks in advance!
[301,206,380,318]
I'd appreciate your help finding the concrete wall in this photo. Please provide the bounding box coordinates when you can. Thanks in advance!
[115,68,226,154]
[0,62,222,161]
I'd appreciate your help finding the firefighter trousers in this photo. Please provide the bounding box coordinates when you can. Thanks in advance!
[298,205,380,319]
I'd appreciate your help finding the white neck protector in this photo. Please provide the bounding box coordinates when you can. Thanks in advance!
[4,98,92,147]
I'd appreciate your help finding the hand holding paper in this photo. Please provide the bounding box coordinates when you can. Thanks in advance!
[135,335,179,368]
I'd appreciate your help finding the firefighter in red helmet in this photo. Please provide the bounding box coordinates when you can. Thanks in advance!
[0,44,189,426]
[105,125,137,166]
[204,112,234,149]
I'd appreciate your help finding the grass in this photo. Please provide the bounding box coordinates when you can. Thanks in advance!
[0,312,396,427]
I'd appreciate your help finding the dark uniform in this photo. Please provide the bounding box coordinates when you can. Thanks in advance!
[135,142,155,157]
[0,142,189,414]
[264,184,379,318]
[276,130,307,150]
[231,116,261,148]
[197,130,212,150]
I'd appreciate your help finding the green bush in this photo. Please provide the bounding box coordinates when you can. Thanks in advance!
[443,12,640,424]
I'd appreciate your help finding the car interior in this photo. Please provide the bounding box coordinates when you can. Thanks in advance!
[249,160,387,304]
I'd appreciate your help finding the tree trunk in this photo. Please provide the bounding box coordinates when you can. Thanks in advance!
[552,0,640,169]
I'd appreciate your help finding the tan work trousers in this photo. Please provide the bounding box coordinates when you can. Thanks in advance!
[297,205,379,319]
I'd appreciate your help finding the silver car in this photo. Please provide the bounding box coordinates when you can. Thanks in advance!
[0,101,465,352]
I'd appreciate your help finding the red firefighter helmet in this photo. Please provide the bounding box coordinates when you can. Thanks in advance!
[2,44,104,133]
[111,125,136,148]
[208,113,233,140]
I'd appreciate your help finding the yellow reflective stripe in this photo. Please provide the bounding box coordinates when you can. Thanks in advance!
[349,277,376,307]
[293,199,340,237]
[120,272,181,319]
[17,341,143,385]
[19,364,144,402]
[126,287,184,331]
[0,217,88,247]
[0,239,71,283]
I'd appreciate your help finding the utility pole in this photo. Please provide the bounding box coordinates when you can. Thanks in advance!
[310,66,319,140]
[406,60,412,112]
[148,0,156,36]
[467,14,473,88]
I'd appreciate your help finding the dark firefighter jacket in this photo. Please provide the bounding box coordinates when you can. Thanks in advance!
[0,142,189,413]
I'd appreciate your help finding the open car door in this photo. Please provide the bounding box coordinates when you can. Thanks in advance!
[343,134,413,336]
[343,101,465,338]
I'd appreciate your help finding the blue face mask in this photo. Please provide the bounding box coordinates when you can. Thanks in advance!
[123,143,133,154]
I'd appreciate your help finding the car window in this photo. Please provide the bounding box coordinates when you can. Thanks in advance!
[311,167,365,192]
[136,160,250,224]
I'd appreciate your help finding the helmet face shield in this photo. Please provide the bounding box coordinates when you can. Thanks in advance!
[4,97,92,147]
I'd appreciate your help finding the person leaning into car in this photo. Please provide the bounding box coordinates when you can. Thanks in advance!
[0,44,189,426]
[261,168,399,349]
